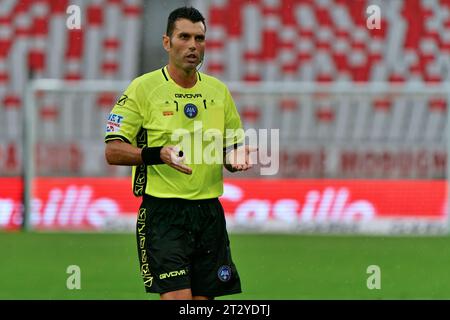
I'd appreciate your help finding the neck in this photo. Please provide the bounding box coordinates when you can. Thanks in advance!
[167,64,197,88]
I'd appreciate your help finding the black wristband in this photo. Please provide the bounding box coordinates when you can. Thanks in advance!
[223,143,243,155]
[141,146,164,165]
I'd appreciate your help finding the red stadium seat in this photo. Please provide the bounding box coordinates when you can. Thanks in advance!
[279,99,298,112]
[39,105,59,120]
[97,93,117,110]
[315,107,334,122]
[373,98,392,112]
[0,0,449,156]
[3,94,21,109]
[241,106,261,123]
[429,98,447,112]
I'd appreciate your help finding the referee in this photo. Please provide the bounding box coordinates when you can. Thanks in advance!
[104,6,255,300]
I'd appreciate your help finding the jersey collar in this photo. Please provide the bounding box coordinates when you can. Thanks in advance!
[161,65,202,87]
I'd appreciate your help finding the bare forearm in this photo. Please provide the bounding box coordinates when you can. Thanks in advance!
[105,141,192,175]
[223,156,237,173]
[105,140,143,166]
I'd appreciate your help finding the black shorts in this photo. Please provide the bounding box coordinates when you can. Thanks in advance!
[136,194,242,297]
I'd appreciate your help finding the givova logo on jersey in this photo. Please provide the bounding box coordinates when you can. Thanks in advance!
[106,113,124,133]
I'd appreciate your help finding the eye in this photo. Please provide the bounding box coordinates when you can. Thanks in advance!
[195,35,205,42]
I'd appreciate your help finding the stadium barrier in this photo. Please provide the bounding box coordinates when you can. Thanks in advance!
[16,79,450,234]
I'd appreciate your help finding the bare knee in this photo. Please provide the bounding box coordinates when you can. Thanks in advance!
[160,288,193,300]
[193,295,214,300]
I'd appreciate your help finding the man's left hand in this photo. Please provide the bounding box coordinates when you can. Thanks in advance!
[224,145,258,172]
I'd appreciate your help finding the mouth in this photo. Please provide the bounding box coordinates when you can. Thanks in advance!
[185,54,198,62]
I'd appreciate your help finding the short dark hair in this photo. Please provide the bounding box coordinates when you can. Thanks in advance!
[166,6,206,38]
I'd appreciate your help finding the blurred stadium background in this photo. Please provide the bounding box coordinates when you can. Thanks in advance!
[1,0,450,299]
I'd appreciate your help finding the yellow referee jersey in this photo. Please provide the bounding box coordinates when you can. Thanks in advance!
[105,66,244,199]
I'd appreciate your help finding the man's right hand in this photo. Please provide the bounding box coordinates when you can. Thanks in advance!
[160,146,192,175]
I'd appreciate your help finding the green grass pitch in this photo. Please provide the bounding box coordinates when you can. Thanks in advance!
[1,232,450,300]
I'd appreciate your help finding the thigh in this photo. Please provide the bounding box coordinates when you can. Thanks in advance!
[190,199,242,297]
[136,196,193,294]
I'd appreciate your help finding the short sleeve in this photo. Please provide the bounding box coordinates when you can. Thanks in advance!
[104,80,144,144]
[223,86,245,148]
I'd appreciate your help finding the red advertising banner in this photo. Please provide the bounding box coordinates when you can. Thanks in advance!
[0,178,23,230]
[0,177,447,233]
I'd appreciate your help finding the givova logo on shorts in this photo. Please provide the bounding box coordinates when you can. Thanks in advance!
[159,269,187,280]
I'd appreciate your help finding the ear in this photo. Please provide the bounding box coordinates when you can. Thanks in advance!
[162,35,171,52]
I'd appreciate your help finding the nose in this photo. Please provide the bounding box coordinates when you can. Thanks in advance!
[188,39,196,51]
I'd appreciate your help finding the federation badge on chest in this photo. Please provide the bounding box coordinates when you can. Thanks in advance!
[184,103,198,118]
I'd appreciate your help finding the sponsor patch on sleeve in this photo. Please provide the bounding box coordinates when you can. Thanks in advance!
[106,113,124,133]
